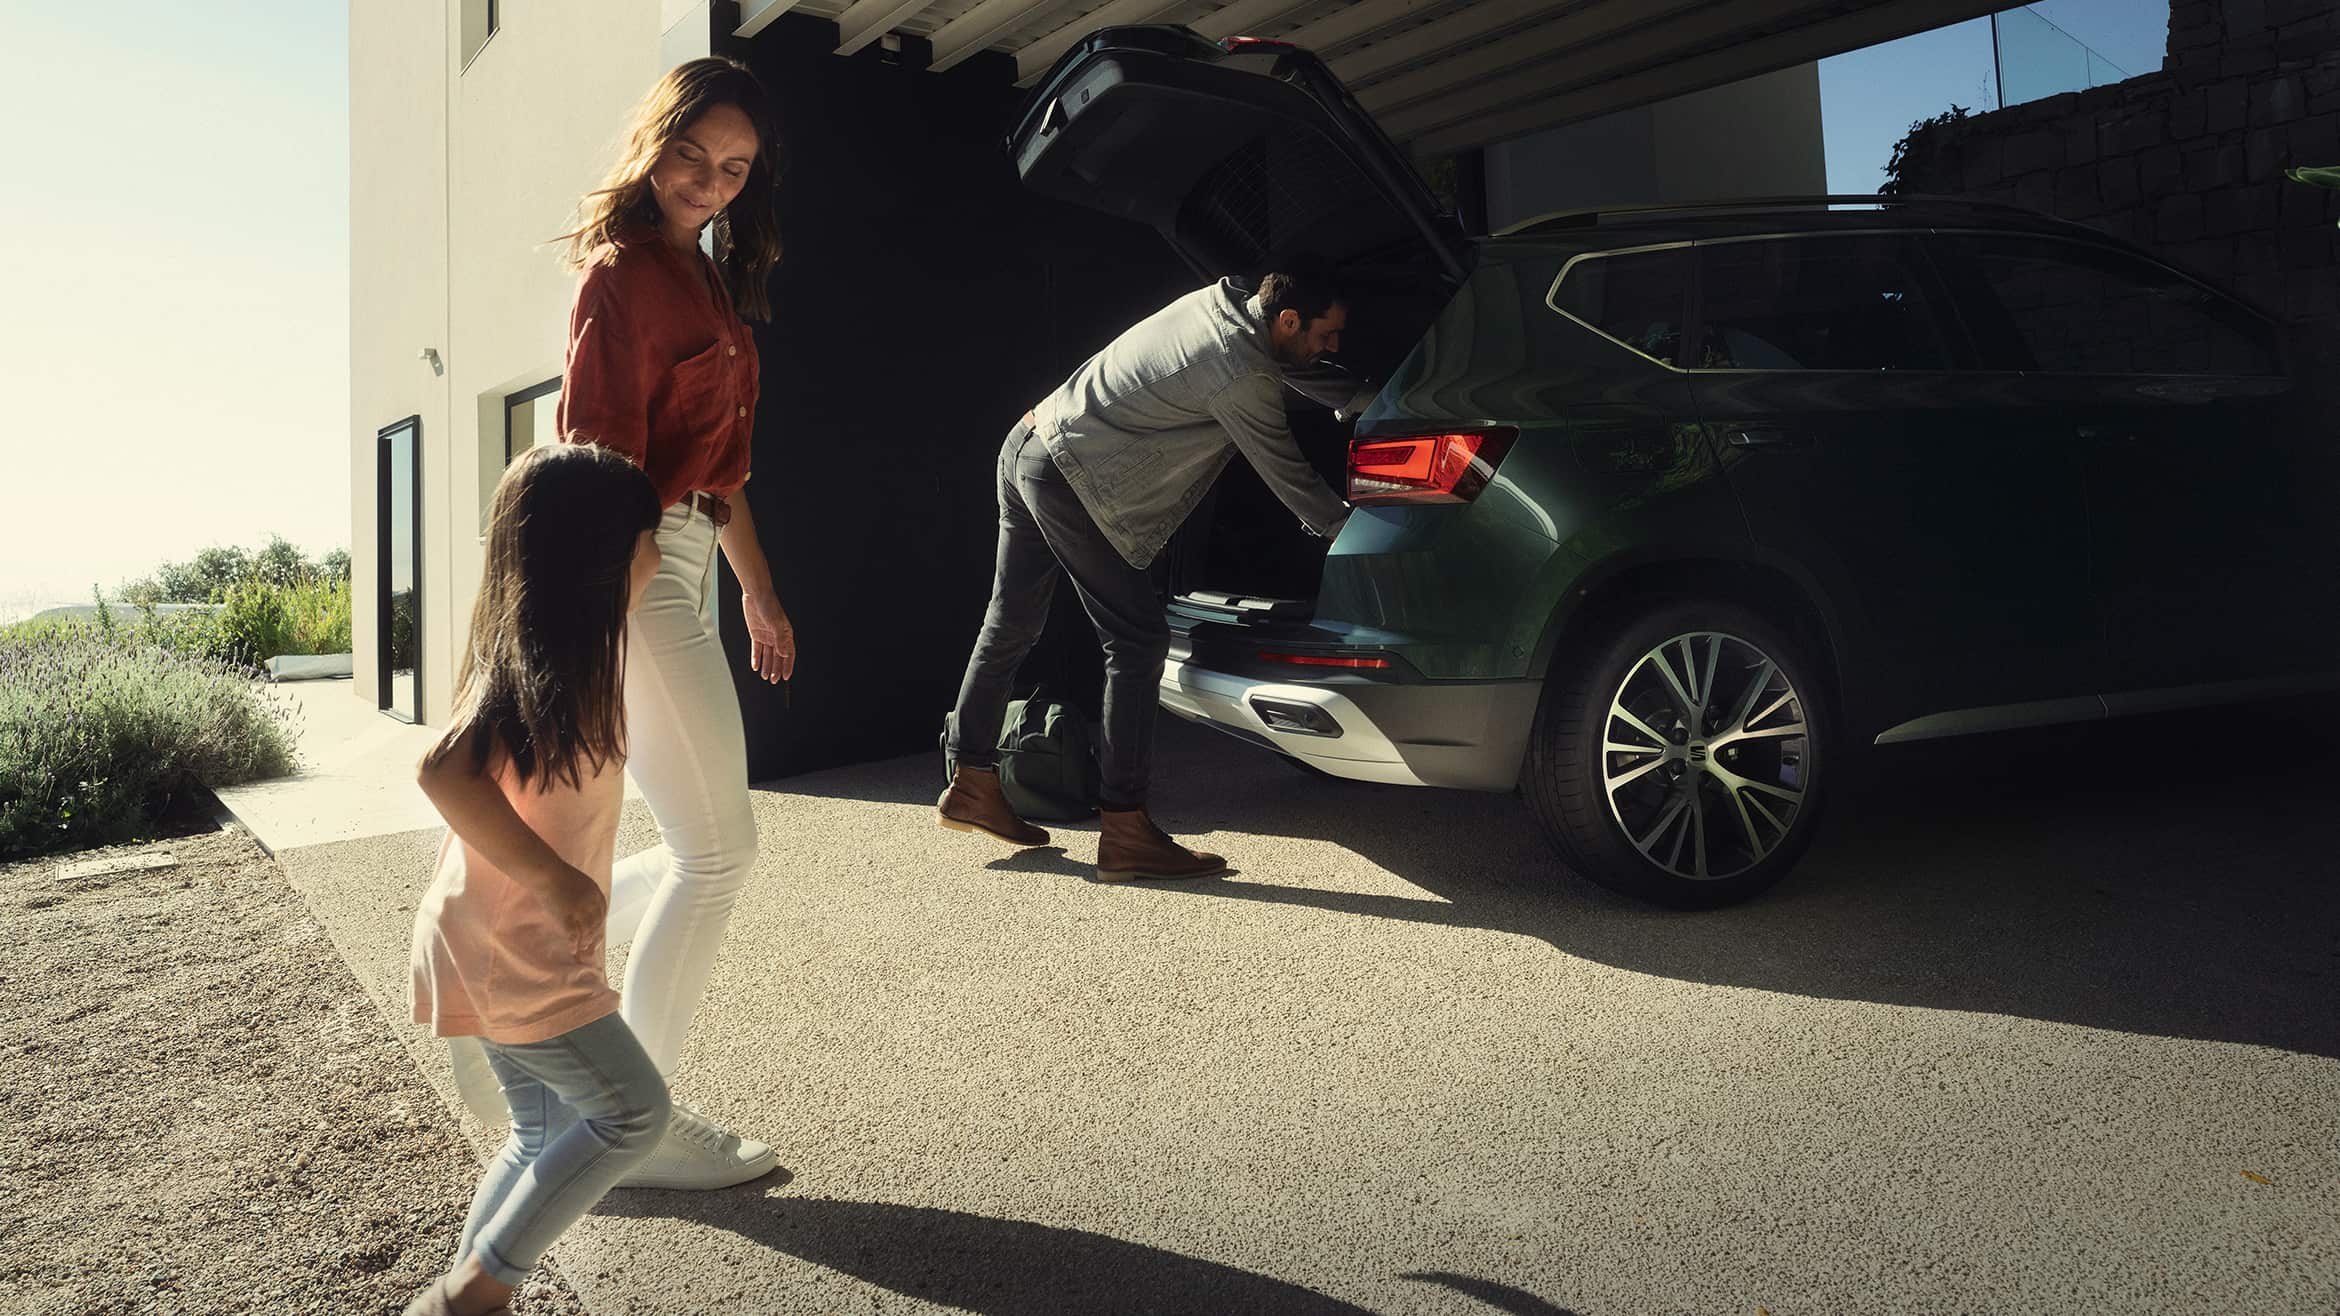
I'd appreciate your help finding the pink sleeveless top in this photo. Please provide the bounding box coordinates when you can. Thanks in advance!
[408,754,624,1046]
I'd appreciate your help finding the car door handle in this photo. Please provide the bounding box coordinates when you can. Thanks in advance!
[1721,425,1811,451]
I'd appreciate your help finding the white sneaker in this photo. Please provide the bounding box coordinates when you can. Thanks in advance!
[616,1105,779,1191]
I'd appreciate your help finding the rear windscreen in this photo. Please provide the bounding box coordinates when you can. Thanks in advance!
[1176,131,1416,276]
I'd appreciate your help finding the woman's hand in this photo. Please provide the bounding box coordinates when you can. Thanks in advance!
[742,588,795,685]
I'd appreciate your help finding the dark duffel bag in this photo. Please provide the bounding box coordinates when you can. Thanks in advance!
[941,686,1100,822]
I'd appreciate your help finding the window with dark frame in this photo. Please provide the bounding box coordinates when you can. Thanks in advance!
[1693,235,1956,373]
[461,0,498,69]
[1550,247,1690,367]
[503,378,560,465]
[480,378,560,531]
[1942,234,2281,378]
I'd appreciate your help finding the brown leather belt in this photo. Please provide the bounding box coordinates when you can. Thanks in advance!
[689,491,733,527]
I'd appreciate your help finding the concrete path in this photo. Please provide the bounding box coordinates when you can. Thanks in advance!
[257,684,2340,1315]
[216,678,641,853]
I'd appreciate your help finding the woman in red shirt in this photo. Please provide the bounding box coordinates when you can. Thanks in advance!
[553,56,790,1191]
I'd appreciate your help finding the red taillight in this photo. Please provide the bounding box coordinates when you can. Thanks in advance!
[1258,651,1393,669]
[1220,37,1298,53]
[1347,427,1518,505]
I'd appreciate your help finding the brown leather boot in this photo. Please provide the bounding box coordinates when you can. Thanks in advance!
[937,766,1050,848]
[1095,808,1227,881]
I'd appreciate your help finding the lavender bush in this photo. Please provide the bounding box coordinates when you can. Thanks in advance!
[0,626,300,858]
[7,575,353,669]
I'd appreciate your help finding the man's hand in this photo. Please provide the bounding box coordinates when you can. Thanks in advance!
[743,588,796,685]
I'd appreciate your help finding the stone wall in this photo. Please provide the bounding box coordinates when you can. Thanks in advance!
[1898,0,2340,326]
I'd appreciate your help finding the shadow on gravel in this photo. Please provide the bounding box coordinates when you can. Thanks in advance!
[762,698,2340,1059]
[598,1194,1378,1314]
[1400,1271,1580,1315]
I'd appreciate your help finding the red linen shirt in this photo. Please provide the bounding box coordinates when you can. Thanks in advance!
[557,225,760,506]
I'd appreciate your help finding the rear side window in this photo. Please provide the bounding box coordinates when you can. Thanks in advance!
[1939,234,2281,377]
[1693,235,1955,371]
[1549,247,1688,367]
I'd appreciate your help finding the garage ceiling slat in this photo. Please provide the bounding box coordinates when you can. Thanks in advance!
[1015,0,1198,80]
[835,0,946,52]
[1190,0,1330,41]
[1329,0,1594,87]
[1376,0,1831,137]
[907,0,996,31]
[1269,0,1464,61]
[771,0,2021,152]
[736,0,812,38]
[1402,0,2007,153]
[1358,0,1719,115]
[926,0,1086,69]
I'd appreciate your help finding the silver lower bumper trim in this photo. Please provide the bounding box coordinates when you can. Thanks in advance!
[1159,658,1541,791]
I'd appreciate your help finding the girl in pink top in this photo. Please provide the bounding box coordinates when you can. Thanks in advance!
[402,443,667,1316]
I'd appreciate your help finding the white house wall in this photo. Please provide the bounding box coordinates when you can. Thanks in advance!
[354,0,688,727]
[350,0,450,712]
[1484,62,1826,232]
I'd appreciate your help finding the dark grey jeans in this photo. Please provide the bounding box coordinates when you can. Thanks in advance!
[949,420,1168,810]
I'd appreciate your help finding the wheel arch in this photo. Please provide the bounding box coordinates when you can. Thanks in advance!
[1529,550,1852,727]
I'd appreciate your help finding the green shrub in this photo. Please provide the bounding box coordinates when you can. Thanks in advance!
[214,580,298,667]
[146,607,237,662]
[1881,104,1973,197]
[214,576,352,666]
[7,577,353,671]
[118,536,352,606]
[0,627,300,858]
[294,577,354,655]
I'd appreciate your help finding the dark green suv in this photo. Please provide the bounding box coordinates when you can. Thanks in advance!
[1013,28,2340,906]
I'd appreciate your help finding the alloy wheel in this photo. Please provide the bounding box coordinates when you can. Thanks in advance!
[1601,631,1810,881]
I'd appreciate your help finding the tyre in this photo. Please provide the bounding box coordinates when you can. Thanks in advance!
[1522,600,1829,908]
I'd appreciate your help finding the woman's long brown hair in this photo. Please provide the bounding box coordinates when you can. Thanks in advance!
[425,443,663,792]
[559,56,783,320]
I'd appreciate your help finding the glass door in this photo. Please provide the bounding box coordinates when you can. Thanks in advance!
[378,417,422,722]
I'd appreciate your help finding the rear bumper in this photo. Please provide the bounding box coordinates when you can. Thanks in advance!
[1158,656,1541,791]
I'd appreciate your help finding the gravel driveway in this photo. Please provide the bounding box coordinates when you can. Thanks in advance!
[0,813,588,1316]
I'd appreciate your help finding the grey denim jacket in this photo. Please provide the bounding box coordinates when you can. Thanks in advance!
[1030,279,1373,570]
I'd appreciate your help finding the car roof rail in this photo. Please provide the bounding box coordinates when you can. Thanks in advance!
[1495,194,2099,237]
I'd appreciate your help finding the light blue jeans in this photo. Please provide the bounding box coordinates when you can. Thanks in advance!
[456,1012,671,1285]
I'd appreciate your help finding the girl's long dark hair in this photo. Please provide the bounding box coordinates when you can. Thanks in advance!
[558,56,783,320]
[426,442,662,791]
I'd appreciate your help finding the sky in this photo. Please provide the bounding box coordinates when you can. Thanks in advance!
[0,2,2168,616]
[1822,1,2171,194]
[0,1,348,615]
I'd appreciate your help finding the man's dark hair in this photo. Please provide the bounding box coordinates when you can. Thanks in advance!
[1258,264,1345,327]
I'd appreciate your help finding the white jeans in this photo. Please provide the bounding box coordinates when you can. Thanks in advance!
[602,500,758,1078]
